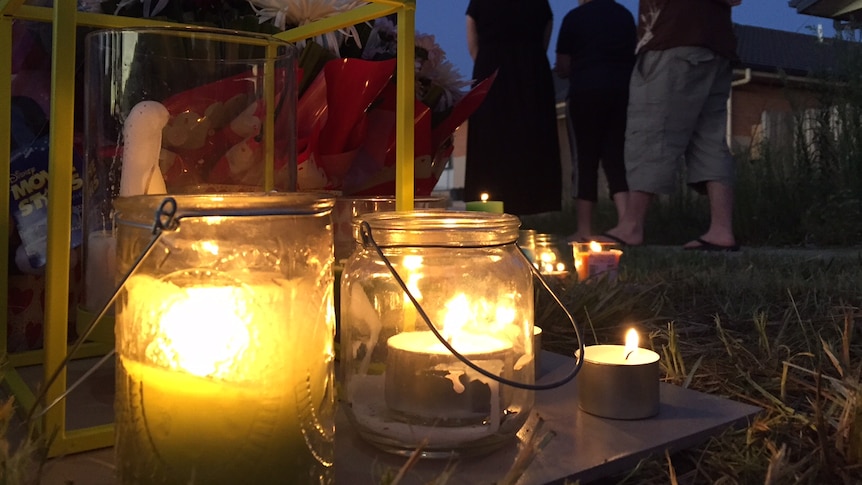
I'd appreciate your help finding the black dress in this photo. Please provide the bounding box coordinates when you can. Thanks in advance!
[465,0,561,216]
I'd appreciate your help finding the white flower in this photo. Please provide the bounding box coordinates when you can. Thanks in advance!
[421,59,469,113]
[361,17,397,61]
[246,0,369,56]
[360,22,468,113]
[415,34,444,74]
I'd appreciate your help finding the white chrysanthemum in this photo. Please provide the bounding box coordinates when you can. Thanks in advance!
[421,60,469,113]
[415,34,445,74]
[361,17,397,60]
[247,0,369,55]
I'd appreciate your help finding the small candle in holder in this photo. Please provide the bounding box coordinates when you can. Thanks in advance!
[385,330,514,426]
[573,241,622,282]
[465,192,504,213]
[384,292,517,427]
[576,328,660,420]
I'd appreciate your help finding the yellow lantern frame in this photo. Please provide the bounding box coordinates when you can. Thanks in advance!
[0,0,416,456]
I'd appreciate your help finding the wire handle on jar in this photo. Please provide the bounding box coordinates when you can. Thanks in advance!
[359,221,585,391]
[29,197,180,421]
[32,195,334,419]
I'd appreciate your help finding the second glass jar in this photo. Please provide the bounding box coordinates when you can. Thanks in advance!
[340,210,536,457]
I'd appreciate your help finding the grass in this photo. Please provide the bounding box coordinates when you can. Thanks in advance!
[517,71,862,481]
[528,239,862,484]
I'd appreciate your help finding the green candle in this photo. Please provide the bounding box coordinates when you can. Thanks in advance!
[465,193,504,213]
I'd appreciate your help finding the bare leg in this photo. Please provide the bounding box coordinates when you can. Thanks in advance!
[611,191,629,225]
[684,181,736,248]
[603,190,653,246]
[568,199,594,242]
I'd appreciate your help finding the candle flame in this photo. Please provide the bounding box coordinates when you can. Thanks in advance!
[196,240,220,256]
[403,255,424,300]
[624,328,639,360]
[589,241,602,252]
[402,256,423,331]
[480,192,489,202]
[442,293,471,342]
[155,285,251,378]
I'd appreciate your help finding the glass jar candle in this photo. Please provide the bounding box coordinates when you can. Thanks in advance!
[533,233,568,276]
[340,211,536,457]
[113,192,335,485]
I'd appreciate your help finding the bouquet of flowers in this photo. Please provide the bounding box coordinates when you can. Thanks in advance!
[94,0,494,195]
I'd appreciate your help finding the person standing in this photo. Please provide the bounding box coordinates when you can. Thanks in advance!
[464,0,562,216]
[555,0,636,242]
[603,0,742,251]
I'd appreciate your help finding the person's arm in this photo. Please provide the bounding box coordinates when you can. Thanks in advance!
[467,15,479,60]
[554,53,571,79]
[543,20,553,51]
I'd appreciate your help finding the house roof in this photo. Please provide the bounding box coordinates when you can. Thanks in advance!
[790,0,862,21]
[552,23,857,102]
[734,23,843,78]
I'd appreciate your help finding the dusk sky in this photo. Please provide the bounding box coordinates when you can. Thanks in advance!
[414,1,838,81]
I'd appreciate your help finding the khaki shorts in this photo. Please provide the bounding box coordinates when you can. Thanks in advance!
[624,46,734,194]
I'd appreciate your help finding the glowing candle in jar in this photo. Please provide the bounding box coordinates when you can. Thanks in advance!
[576,328,660,420]
[465,192,504,213]
[536,248,567,275]
[115,271,332,484]
[384,294,515,427]
[534,234,568,276]
[573,240,623,282]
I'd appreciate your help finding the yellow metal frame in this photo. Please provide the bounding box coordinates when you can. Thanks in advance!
[0,0,416,456]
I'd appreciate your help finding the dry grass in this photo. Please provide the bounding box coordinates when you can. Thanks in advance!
[537,245,862,484]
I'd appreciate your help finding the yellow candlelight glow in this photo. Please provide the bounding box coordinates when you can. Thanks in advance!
[480,192,490,202]
[111,192,336,483]
[195,239,220,255]
[589,240,602,252]
[118,273,332,484]
[155,285,251,379]
[402,255,424,332]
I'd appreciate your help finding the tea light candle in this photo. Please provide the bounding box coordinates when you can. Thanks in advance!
[576,328,660,419]
[384,330,514,426]
[465,192,504,213]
